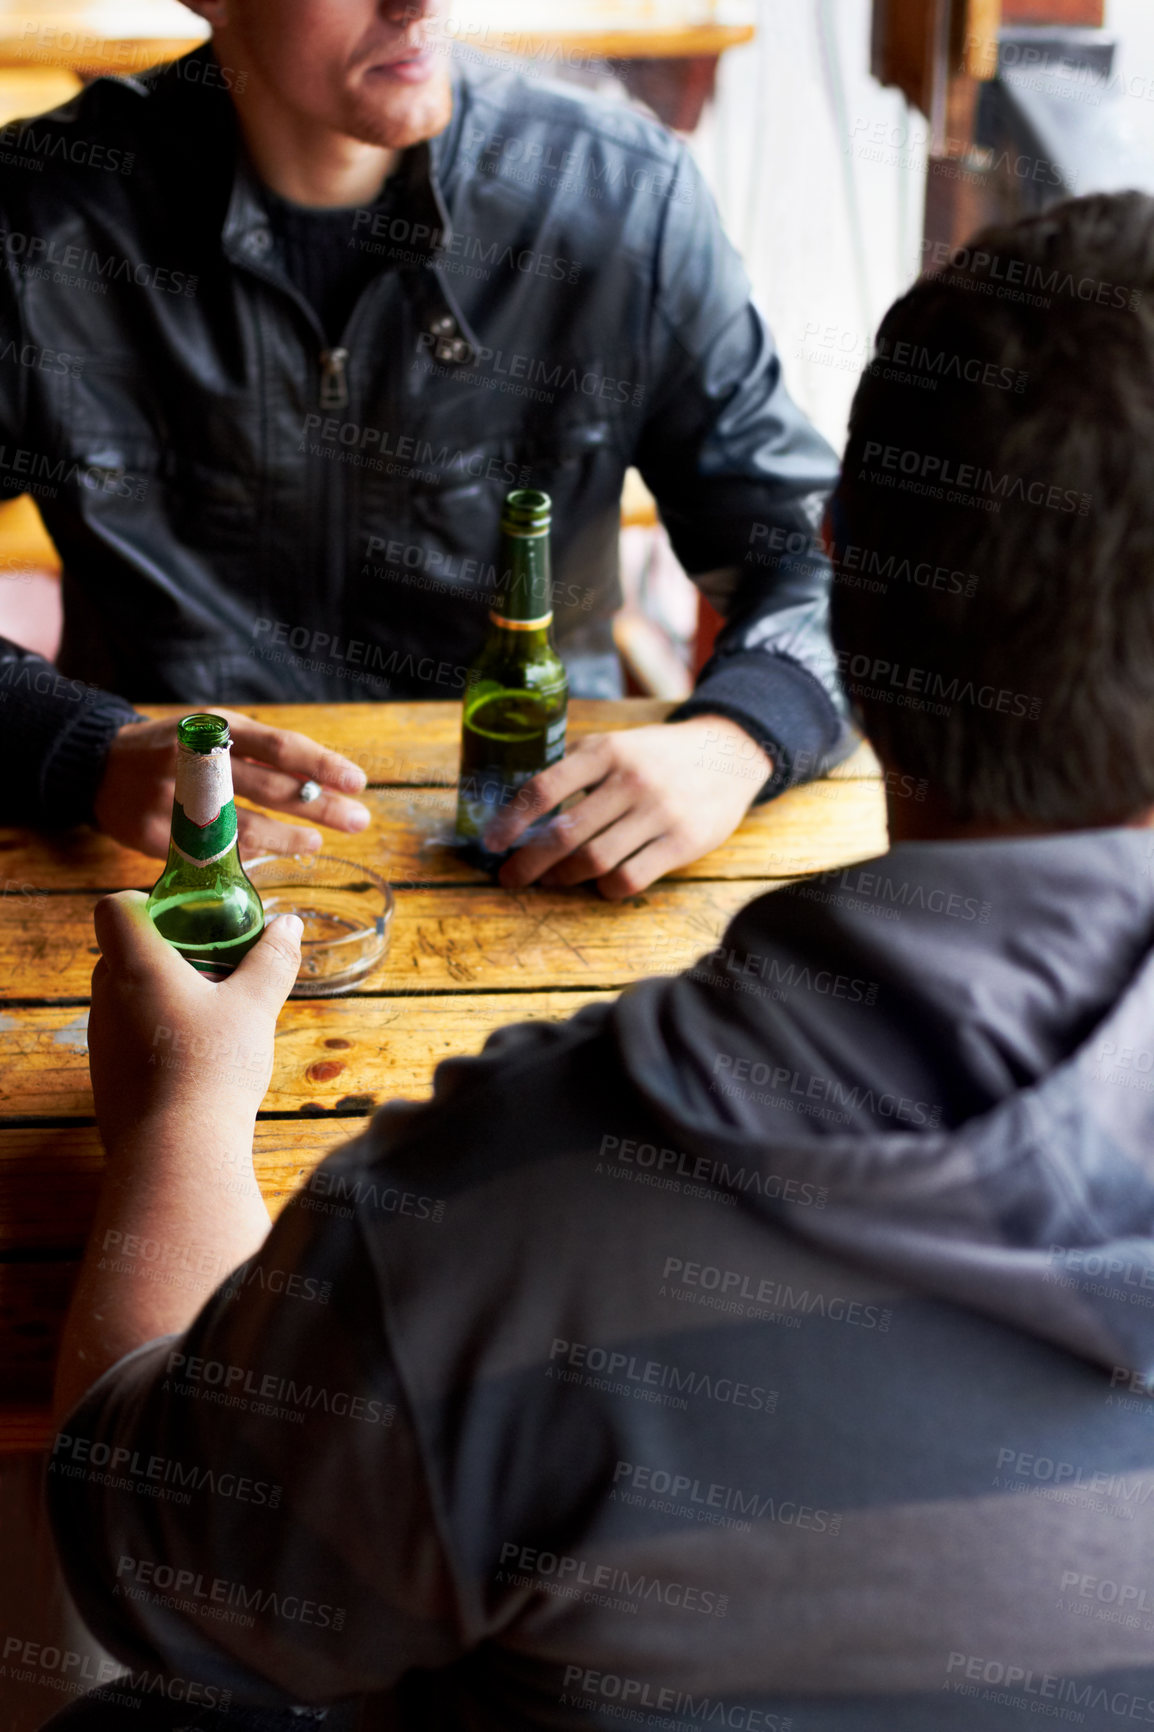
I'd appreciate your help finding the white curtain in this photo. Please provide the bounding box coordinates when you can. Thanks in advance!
[692,0,927,453]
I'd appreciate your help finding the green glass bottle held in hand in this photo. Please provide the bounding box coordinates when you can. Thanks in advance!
[147,713,265,975]
[456,488,568,864]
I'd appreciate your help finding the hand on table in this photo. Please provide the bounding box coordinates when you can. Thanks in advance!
[88,890,301,1157]
[486,714,772,899]
[93,710,371,861]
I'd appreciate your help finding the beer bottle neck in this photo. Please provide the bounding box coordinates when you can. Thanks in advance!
[490,520,553,633]
[170,742,239,868]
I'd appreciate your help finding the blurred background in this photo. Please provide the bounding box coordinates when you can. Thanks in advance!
[0,0,1150,698]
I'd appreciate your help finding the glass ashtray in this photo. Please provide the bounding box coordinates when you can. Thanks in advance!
[245,854,394,996]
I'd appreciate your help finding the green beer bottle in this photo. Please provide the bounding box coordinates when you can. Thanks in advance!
[457,488,568,859]
[146,713,264,975]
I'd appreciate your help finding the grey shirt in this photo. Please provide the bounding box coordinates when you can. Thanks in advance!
[49,830,1154,1728]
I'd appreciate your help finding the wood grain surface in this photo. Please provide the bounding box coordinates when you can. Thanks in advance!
[0,700,887,1447]
[0,779,886,890]
[0,990,613,1121]
[0,880,772,1000]
[0,1119,369,1255]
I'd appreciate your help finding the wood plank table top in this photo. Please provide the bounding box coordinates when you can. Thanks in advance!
[0,700,886,1449]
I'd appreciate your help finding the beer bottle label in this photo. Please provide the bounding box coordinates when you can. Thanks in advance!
[170,748,238,866]
[456,727,566,843]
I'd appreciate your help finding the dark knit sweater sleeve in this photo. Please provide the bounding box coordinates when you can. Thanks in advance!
[0,640,141,827]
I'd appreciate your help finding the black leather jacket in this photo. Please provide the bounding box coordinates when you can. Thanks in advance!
[0,45,850,824]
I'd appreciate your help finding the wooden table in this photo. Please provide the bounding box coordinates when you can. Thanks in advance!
[0,700,886,1450]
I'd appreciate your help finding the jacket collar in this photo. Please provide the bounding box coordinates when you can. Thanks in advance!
[199,49,478,360]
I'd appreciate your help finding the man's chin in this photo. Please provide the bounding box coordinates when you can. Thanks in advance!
[346,78,453,152]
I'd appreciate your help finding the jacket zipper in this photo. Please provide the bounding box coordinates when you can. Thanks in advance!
[232,248,386,684]
[320,292,387,677]
[319,347,350,411]
[227,251,341,695]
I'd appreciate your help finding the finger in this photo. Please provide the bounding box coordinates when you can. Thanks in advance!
[225,913,302,1012]
[236,809,324,861]
[497,781,633,889]
[596,836,683,901]
[221,713,368,796]
[484,738,613,850]
[537,810,661,890]
[92,890,192,986]
[120,715,182,766]
[137,816,176,862]
[231,761,370,833]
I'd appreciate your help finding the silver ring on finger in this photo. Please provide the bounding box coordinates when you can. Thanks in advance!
[297,780,323,804]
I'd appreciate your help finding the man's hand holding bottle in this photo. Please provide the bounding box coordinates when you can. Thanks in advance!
[88,891,302,1157]
[487,714,772,900]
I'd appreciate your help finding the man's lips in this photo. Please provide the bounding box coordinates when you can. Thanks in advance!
[365,45,437,83]
[365,41,434,69]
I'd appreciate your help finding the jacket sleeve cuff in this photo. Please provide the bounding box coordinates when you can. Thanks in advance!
[38,687,142,828]
[669,650,857,803]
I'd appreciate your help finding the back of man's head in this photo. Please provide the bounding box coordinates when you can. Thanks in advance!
[832,191,1154,829]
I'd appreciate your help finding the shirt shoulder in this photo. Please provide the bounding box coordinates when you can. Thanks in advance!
[0,46,230,213]
[453,58,684,171]
[438,63,698,279]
